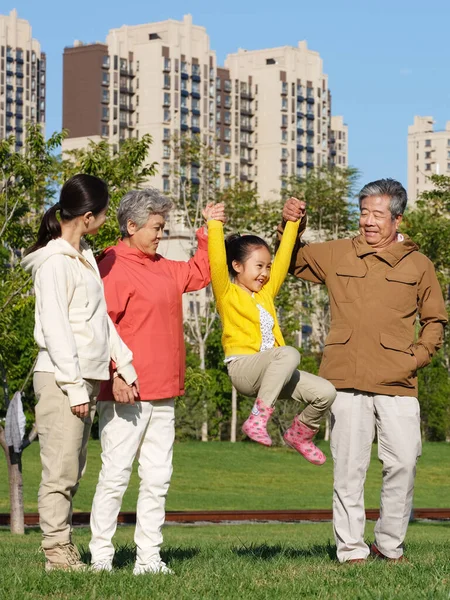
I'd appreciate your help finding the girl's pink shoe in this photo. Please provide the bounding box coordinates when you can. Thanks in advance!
[242,398,274,446]
[283,417,326,465]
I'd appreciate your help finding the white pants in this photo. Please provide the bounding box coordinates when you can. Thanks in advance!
[89,400,175,566]
[330,390,421,563]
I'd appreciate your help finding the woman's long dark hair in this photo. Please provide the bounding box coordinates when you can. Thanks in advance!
[224,233,270,277]
[25,174,109,255]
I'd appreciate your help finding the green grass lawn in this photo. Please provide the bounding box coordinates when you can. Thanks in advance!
[0,522,449,599]
[1,440,450,513]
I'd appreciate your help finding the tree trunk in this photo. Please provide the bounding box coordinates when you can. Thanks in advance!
[199,340,208,442]
[230,386,237,442]
[0,425,24,534]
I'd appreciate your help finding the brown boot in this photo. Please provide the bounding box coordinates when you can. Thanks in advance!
[42,543,87,572]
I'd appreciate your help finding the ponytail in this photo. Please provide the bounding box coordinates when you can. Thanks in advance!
[24,203,62,256]
[225,232,270,277]
[25,174,109,256]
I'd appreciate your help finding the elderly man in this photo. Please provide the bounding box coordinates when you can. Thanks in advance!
[280,178,447,563]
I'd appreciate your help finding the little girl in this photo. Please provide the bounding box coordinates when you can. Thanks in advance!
[207,203,336,465]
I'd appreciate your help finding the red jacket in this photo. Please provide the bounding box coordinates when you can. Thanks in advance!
[97,228,210,401]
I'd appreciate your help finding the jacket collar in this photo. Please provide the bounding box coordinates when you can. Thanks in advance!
[352,233,418,267]
[101,240,159,265]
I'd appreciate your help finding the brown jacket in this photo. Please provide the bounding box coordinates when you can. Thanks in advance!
[279,221,448,397]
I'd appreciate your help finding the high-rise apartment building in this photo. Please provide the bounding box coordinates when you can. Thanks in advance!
[0,9,46,147]
[62,15,347,201]
[407,116,450,203]
[329,115,348,169]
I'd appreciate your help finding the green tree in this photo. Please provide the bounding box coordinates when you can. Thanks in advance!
[60,135,158,251]
[402,174,450,441]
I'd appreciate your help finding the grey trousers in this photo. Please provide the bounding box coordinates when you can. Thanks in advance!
[330,390,422,562]
[227,346,336,429]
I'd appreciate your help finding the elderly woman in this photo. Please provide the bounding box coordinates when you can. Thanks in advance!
[89,189,224,574]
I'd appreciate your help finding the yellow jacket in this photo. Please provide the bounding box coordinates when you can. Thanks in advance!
[208,219,300,357]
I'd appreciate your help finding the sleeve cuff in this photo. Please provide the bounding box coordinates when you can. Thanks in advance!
[117,363,138,385]
[411,344,430,369]
[195,226,208,250]
[67,384,91,407]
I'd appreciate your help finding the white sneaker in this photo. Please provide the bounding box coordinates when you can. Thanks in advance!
[91,560,113,572]
[133,559,173,575]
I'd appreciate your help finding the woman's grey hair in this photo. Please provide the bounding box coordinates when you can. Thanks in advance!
[117,188,173,237]
[358,178,408,219]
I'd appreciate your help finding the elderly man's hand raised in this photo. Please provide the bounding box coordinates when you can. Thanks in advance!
[282,196,306,223]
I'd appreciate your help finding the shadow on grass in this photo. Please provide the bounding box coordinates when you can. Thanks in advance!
[232,540,337,561]
[80,543,200,569]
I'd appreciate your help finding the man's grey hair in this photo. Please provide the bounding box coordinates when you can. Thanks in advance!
[117,188,173,237]
[358,178,408,219]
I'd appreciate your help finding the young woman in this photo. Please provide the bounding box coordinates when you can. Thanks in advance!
[207,203,336,464]
[22,174,138,572]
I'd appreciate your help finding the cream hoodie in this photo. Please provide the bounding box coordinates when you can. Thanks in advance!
[22,238,137,407]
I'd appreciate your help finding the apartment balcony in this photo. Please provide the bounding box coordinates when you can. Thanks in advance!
[240,90,253,100]
[102,115,110,122]
[297,94,305,103]
[6,84,13,91]
[120,67,134,78]
[181,106,189,114]
[306,145,314,153]
[181,72,189,79]
[191,126,201,134]
[15,126,23,133]
[241,123,254,132]
[6,55,14,62]
[191,91,201,99]
[191,74,201,83]
[119,120,132,128]
[15,140,23,147]
[7,69,14,76]
[120,103,135,112]
[191,177,200,185]
[297,111,305,119]
[306,113,315,121]
[101,97,109,105]
[6,110,14,118]
[192,108,201,116]
[240,156,249,164]
[120,85,132,94]
[16,57,24,65]
[330,149,337,156]
[16,99,23,106]
[240,107,253,117]
[6,125,14,131]
[297,128,304,135]
[306,128,314,136]
[307,97,315,104]
[181,89,189,97]
[306,161,314,168]
[181,123,189,131]
[16,72,24,79]
[16,86,23,93]
[297,144,304,151]
[240,173,249,181]
[297,160,305,167]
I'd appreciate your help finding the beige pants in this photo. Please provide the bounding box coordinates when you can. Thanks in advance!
[227,346,336,430]
[34,372,99,549]
[330,390,422,562]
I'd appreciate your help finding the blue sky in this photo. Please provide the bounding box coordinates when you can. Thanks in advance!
[5,0,450,189]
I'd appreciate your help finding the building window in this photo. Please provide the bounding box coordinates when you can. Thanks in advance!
[102,107,109,120]
[425,151,432,159]
[163,145,170,158]
[163,179,170,192]
[102,125,109,137]
[192,97,200,110]
[163,128,171,141]
[163,74,170,89]
[425,163,431,171]
[163,92,170,106]
[266,58,276,65]
[224,128,231,141]
[163,109,171,122]
[102,72,110,85]
[281,97,288,111]
[425,139,431,147]
[149,33,161,40]
[164,57,171,71]
[281,130,288,142]
[163,162,171,175]
[192,115,200,127]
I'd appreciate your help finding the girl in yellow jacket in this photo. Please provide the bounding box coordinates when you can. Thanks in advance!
[207,204,336,465]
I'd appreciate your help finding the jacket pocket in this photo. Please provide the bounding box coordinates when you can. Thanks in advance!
[378,332,417,388]
[332,264,367,303]
[320,328,352,380]
[384,271,418,312]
